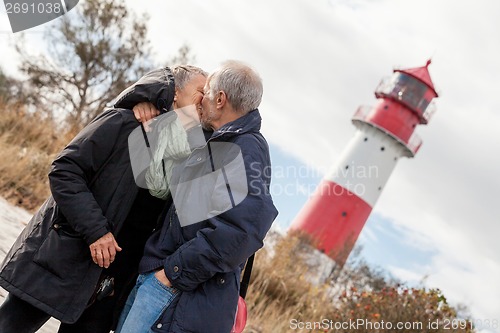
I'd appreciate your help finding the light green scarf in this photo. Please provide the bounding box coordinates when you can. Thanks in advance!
[145,116,191,199]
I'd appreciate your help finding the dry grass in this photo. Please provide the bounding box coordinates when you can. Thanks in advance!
[0,100,70,211]
[244,235,334,332]
[243,234,475,333]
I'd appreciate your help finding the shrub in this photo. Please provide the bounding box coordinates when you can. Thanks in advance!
[244,234,475,333]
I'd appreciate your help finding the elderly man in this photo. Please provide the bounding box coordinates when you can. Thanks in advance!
[116,61,278,333]
[0,65,207,333]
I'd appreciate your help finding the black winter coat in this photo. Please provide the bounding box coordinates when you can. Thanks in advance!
[0,67,175,323]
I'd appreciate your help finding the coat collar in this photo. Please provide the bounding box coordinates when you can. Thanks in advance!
[209,109,262,141]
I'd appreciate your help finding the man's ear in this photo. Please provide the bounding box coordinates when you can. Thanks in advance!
[173,89,179,102]
[216,91,227,109]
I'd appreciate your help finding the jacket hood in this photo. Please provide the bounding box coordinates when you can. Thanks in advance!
[210,109,262,140]
[113,67,175,113]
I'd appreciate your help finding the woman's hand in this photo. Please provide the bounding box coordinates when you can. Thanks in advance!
[89,232,122,268]
[133,102,160,123]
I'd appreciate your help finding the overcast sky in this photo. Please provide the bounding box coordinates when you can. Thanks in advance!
[1,0,499,331]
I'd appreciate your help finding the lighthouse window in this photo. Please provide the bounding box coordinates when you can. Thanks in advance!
[380,146,385,151]
[364,137,368,142]
[384,73,428,112]
[341,211,347,217]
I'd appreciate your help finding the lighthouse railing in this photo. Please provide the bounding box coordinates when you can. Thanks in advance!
[422,101,437,122]
[407,132,423,155]
[352,105,372,121]
[352,105,423,156]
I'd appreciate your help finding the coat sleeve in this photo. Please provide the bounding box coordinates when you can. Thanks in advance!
[48,110,126,245]
[163,135,278,291]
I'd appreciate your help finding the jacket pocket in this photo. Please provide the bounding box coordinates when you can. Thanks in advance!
[33,227,90,279]
[155,272,239,333]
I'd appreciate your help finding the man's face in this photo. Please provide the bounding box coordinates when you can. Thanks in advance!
[174,74,206,111]
[200,79,222,131]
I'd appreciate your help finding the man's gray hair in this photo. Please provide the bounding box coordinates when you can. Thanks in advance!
[171,65,208,90]
[208,60,263,113]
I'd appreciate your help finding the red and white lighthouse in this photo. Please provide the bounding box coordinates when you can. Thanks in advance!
[290,60,438,266]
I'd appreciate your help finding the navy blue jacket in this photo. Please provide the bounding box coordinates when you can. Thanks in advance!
[139,110,278,333]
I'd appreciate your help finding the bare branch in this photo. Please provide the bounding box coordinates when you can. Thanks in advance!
[16,0,154,128]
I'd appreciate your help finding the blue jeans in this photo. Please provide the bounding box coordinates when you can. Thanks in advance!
[115,271,179,333]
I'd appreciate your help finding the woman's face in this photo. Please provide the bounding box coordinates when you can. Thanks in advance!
[174,74,207,110]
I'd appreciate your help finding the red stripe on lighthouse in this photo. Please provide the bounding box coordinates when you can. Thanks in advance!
[290,180,373,265]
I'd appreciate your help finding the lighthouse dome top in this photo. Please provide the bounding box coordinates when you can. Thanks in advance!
[394,59,438,97]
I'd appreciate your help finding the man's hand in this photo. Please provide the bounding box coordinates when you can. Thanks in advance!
[89,232,122,268]
[133,102,160,123]
[154,269,173,288]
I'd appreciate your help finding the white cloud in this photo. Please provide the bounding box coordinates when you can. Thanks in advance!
[387,265,425,284]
